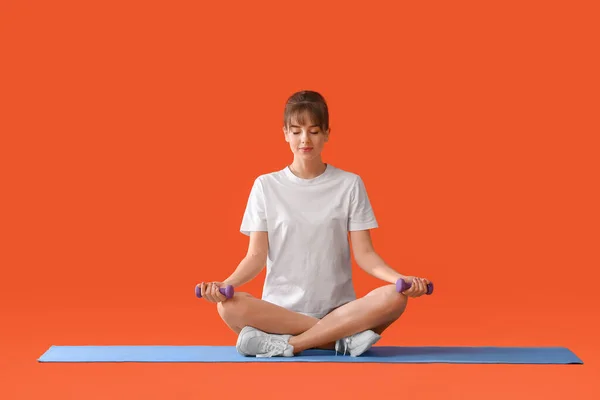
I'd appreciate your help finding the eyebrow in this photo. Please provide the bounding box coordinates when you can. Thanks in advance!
[290,125,319,128]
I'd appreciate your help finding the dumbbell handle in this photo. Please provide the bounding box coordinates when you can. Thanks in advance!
[195,284,234,299]
[396,278,434,295]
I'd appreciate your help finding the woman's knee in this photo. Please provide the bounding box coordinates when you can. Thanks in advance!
[216,292,253,319]
[376,285,408,317]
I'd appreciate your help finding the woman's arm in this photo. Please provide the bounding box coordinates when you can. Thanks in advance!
[350,230,406,284]
[222,231,268,287]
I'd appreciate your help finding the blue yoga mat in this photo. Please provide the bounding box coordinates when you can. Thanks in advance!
[37,345,583,364]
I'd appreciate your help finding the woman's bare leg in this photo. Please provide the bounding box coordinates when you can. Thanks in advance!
[216,292,336,349]
[287,284,407,354]
[217,285,406,353]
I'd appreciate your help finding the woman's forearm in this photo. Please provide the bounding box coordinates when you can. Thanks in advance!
[222,254,266,288]
[355,251,405,284]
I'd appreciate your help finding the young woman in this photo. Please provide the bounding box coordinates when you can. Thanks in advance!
[197,90,431,357]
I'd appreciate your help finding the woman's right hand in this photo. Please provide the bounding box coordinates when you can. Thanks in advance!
[198,281,228,303]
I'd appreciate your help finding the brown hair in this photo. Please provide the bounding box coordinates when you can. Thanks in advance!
[283,90,329,132]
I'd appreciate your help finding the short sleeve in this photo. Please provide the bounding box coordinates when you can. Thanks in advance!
[348,175,378,231]
[240,177,268,236]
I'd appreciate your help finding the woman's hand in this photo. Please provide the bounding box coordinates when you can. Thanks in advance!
[198,281,228,303]
[401,276,430,297]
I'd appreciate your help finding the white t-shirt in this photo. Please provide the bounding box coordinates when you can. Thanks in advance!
[240,164,378,318]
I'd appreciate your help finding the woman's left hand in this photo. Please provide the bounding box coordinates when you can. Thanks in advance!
[401,276,430,297]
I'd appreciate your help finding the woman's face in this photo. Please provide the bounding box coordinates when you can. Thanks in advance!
[283,116,329,160]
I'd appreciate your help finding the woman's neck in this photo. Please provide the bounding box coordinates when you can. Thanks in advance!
[289,159,327,179]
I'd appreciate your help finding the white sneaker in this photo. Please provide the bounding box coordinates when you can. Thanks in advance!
[335,330,381,357]
[236,326,295,357]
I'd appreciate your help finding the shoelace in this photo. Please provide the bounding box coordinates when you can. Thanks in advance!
[257,336,289,358]
[335,336,351,356]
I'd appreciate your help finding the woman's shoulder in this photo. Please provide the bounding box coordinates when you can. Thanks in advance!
[330,164,356,176]
[328,164,363,183]
[249,167,287,184]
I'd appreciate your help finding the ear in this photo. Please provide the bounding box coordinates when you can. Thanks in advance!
[324,127,330,142]
[283,126,289,143]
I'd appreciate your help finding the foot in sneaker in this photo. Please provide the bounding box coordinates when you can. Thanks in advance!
[335,329,381,357]
[236,326,295,357]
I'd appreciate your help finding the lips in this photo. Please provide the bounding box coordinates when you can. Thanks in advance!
[300,147,313,150]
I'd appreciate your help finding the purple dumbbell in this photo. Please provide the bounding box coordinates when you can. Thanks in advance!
[195,284,235,299]
[396,278,434,295]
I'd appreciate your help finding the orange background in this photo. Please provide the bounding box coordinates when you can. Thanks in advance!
[1,0,599,398]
